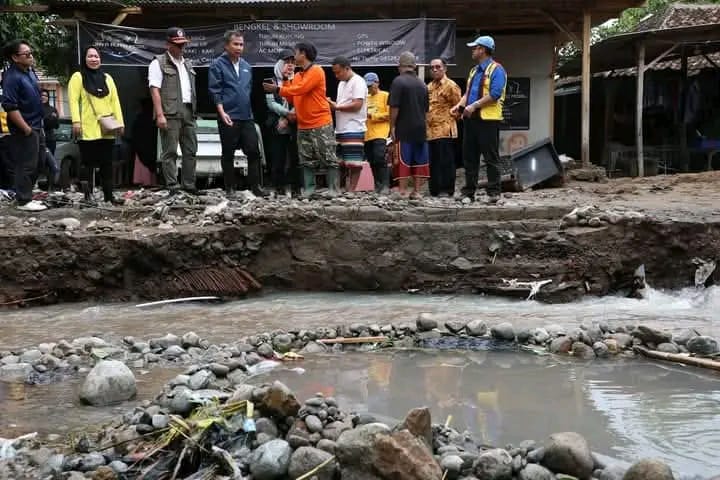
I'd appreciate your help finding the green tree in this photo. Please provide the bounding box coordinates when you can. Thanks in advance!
[0,3,72,81]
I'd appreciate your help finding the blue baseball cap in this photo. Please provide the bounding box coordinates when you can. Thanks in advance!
[364,72,379,86]
[467,35,495,51]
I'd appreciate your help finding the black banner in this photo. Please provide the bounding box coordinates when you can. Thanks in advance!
[501,77,530,131]
[77,19,455,67]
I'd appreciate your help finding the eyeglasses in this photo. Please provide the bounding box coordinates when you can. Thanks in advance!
[15,51,33,57]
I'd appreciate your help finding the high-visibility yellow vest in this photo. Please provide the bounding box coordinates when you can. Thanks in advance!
[466,61,506,121]
[0,109,9,135]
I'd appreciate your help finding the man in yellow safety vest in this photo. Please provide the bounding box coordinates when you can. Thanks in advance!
[451,35,507,204]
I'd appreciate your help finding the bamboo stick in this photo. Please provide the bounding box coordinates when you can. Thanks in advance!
[318,336,388,344]
[634,346,720,372]
[295,455,336,480]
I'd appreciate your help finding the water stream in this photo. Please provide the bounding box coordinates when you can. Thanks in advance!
[1,288,720,475]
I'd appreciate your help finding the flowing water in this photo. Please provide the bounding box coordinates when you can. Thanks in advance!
[1,289,720,475]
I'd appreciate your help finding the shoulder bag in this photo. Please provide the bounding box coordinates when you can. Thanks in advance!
[84,81,122,135]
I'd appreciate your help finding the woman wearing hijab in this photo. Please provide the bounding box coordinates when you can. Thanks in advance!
[265,49,299,197]
[68,45,124,205]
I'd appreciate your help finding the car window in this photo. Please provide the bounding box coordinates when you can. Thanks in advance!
[56,119,73,142]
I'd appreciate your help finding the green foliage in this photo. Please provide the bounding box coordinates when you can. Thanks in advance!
[0,2,73,81]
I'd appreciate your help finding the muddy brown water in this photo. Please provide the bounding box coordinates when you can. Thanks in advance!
[1,290,720,476]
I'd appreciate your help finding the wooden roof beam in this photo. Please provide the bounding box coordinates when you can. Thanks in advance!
[0,4,49,12]
[111,6,142,26]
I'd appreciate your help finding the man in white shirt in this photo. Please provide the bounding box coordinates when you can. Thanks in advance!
[329,56,367,170]
[148,27,198,193]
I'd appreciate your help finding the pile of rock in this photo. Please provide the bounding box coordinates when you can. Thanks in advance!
[432,318,719,361]
[561,205,645,229]
[3,320,719,387]
[2,376,690,480]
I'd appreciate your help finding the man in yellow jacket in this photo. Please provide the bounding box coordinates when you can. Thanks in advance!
[451,35,507,204]
[363,72,390,193]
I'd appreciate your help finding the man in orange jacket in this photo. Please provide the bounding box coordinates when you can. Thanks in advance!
[264,42,338,198]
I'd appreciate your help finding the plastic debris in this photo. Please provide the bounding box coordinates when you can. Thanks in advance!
[202,200,228,217]
[0,432,38,460]
[501,278,553,300]
[693,258,716,288]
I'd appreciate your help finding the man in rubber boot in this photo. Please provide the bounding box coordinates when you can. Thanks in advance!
[451,35,507,204]
[263,42,339,198]
[149,27,198,195]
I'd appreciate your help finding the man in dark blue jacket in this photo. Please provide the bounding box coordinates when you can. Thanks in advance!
[208,30,265,197]
[1,39,47,211]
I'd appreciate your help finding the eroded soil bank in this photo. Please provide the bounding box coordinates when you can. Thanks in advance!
[2,172,720,306]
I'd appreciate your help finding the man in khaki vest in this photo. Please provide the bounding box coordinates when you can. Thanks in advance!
[148,27,197,193]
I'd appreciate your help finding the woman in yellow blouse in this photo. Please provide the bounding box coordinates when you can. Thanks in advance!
[68,46,124,204]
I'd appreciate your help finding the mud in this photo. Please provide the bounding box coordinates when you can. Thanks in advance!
[2,172,720,306]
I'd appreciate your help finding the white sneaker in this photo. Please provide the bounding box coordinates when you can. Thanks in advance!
[17,200,47,212]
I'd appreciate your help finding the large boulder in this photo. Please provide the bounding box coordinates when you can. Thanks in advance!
[622,459,675,480]
[466,320,488,337]
[672,328,699,346]
[397,407,432,447]
[416,313,438,332]
[254,381,301,418]
[549,337,573,354]
[631,326,671,346]
[340,467,383,480]
[686,336,719,355]
[532,328,550,344]
[572,342,596,360]
[473,448,513,480]
[491,323,516,341]
[609,333,633,349]
[79,360,136,406]
[541,432,594,480]
[519,464,555,480]
[288,447,337,480]
[249,439,291,480]
[373,430,443,480]
[336,423,391,473]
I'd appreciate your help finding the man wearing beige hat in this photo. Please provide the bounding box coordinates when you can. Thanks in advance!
[148,27,198,193]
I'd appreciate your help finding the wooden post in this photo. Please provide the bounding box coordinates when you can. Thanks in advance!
[636,41,645,177]
[602,80,618,168]
[679,47,689,172]
[581,11,591,167]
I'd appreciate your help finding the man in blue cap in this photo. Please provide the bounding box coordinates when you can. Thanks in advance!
[451,35,507,204]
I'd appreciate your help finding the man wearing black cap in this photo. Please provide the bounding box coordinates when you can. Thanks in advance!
[148,27,197,193]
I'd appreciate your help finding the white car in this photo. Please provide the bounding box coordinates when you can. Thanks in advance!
[165,118,266,185]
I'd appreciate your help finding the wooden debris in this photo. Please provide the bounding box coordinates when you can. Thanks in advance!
[634,346,720,372]
[317,336,388,344]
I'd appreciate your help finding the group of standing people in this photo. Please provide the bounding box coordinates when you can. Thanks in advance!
[0,29,507,210]
[260,33,507,202]
[0,38,125,210]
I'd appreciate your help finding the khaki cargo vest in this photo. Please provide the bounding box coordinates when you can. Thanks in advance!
[155,52,196,117]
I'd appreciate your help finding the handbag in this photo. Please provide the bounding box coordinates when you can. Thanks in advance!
[85,87,122,136]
